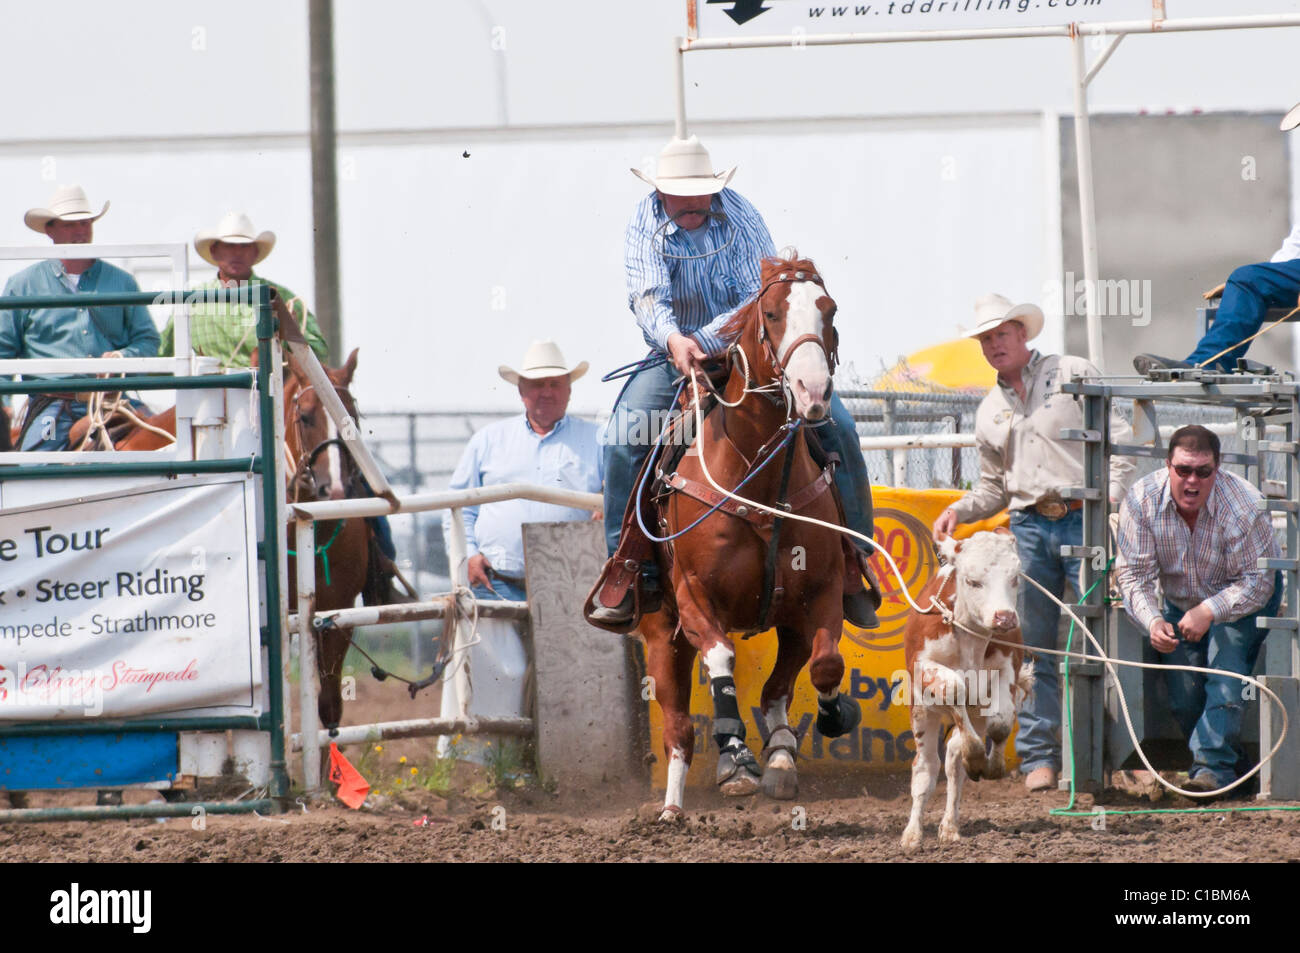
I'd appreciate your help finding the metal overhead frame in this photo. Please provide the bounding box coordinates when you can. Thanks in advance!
[674,9,1300,373]
[1061,370,1300,799]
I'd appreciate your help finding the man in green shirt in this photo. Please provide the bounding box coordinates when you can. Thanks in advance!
[158,211,329,366]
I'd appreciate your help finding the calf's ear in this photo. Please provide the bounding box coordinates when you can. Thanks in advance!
[992,526,1013,537]
[936,535,960,564]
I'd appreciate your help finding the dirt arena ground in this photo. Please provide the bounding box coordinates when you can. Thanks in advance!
[3,769,1299,863]
[2,678,1298,863]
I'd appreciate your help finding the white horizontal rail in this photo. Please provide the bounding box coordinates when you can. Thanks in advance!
[0,450,174,464]
[860,433,975,451]
[0,243,188,263]
[0,358,181,374]
[290,598,529,631]
[290,481,602,521]
[290,716,534,751]
[682,14,1300,51]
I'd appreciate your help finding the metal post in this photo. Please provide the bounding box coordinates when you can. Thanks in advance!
[882,397,898,487]
[1071,29,1103,370]
[408,413,424,673]
[255,283,291,809]
[444,506,474,719]
[673,35,687,139]
[296,518,322,792]
[309,0,341,362]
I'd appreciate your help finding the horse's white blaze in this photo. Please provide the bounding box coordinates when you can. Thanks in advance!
[703,643,735,681]
[325,410,343,500]
[778,282,831,418]
[664,747,688,811]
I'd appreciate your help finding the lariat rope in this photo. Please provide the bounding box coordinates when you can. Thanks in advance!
[685,367,1289,803]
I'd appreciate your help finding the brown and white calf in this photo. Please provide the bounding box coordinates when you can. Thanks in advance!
[900,529,1034,850]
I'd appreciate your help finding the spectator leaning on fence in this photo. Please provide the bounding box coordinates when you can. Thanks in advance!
[158,211,329,367]
[1114,425,1280,799]
[0,185,160,451]
[932,292,1134,794]
[439,341,603,754]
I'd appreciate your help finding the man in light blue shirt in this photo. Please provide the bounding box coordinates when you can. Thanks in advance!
[440,342,602,744]
[589,135,876,629]
[0,185,160,450]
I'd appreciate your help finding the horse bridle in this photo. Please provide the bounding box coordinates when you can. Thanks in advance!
[726,269,840,412]
[288,383,364,503]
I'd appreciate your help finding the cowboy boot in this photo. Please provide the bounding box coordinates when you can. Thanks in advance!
[842,543,880,629]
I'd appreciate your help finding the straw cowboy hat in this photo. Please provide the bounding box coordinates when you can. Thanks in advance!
[964,292,1045,341]
[194,211,276,267]
[24,185,110,233]
[631,135,737,196]
[498,341,589,386]
[1283,102,1300,131]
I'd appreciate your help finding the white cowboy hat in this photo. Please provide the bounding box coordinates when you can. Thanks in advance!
[498,341,589,386]
[194,211,276,267]
[1282,102,1300,131]
[964,292,1045,341]
[631,135,737,197]
[24,184,110,233]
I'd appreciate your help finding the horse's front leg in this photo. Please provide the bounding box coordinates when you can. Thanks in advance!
[677,590,760,797]
[759,626,813,800]
[806,603,861,740]
[641,608,697,822]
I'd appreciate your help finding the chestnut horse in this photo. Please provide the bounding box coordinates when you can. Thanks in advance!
[642,254,863,820]
[281,348,375,734]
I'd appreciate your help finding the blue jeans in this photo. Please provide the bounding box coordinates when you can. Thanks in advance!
[1188,260,1300,370]
[1009,507,1083,774]
[1159,576,1280,785]
[600,356,874,573]
[472,575,527,603]
[21,398,90,451]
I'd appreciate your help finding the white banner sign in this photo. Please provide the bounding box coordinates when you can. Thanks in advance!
[0,476,261,720]
[693,0,1158,36]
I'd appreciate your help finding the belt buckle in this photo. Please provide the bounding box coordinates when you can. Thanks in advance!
[1035,499,1069,520]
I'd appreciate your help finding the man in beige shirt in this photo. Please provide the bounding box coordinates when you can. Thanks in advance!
[933,293,1134,793]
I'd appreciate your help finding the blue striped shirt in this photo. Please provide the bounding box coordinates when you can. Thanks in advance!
[443,414,604,578]
[625,188,775,355]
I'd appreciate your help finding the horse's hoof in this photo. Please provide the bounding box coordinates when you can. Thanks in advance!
[659,806,684,824]
[761,763,798,800]
[816,693,862,739]
[900,824,922,850]
[717,745,761,797]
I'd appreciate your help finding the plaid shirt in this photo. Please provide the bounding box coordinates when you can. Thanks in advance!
[625,188,775,355]
[1115,467,1278,633]
[157,274,329,367]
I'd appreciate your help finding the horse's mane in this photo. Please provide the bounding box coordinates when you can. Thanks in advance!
[717,252,821,345]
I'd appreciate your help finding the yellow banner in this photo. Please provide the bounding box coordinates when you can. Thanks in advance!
[647,487,1012,787]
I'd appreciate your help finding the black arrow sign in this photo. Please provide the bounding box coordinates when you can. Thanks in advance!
[707,0,772,27]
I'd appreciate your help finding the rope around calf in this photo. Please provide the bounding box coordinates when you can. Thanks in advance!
[685,368,1293,809]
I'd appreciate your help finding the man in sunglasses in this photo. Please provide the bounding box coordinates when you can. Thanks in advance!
[1115,425,1280,798]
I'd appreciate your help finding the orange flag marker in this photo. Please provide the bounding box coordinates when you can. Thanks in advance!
[328,742,370,809]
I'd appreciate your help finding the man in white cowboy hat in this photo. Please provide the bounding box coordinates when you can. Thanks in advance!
[933,293,1134,793]
[1134,103,1300,374]
[588,134,878,630]
[440,341,603,756]
[0,184,160,451]
[157,211,329,367]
